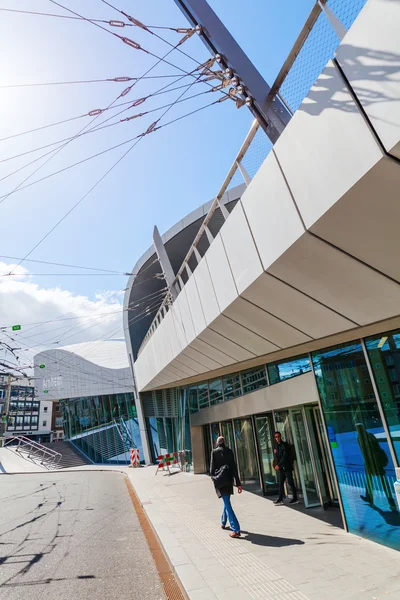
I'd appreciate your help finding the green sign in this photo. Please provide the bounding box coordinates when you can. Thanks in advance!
[44,390,49,394]
[12,325,21,331]
[39,364,45,369]
[2,414,7,423]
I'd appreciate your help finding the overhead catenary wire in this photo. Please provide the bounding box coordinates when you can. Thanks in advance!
[0,74,191,89]
[0,16,209,210]
[6,258,158,336]
[0,254,136,275]
[49,1,227,97]
[0,7,181,31]
[0,96,227,206]
[0,87,214,167]
[1,290,168,386]
[0,79,205,144]
[0,284,168,364]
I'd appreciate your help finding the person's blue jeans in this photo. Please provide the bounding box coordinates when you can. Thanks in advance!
[221,495,240,533]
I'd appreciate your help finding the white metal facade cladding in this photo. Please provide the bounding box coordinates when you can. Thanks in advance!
[133,0,400,392]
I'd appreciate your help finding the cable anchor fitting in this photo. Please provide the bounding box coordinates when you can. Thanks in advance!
[177,28,196,45]
[121,12,152,33]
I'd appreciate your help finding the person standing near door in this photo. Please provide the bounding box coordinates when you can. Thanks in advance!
[273,431,299,506]
[210,436,243,538]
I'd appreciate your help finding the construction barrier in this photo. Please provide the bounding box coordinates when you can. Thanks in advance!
[155,452,179,475]
[129,448,140,467]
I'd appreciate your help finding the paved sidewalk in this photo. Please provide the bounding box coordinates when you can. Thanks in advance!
[127,467,400,600]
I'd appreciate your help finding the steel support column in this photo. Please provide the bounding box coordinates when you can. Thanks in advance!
[172,0,291,142]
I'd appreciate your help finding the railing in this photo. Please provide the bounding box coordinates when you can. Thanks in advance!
[3,435,62,470]
[138,0,368,355]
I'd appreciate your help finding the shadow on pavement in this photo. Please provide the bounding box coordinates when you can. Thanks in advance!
[240,531,305,547]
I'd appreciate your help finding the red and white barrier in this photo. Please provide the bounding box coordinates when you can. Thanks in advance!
[130,448,140,467]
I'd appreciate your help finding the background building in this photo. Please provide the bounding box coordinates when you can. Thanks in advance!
[34,341,143,465]
[0,376,52,442]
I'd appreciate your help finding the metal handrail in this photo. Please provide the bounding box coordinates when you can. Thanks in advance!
[138,120,260,354]
[138,0,351,355]
[4,435,62,469]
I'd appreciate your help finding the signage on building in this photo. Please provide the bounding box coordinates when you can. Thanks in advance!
[12,325,21,331]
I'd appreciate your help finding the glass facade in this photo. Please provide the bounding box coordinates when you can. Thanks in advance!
[139,327,400,552]
[312,340,399,551]
[142,388,193,470]
[365,332,400,464]
[61,392,143,465]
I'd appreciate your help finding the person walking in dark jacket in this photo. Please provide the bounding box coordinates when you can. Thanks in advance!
[273,431,299,506]
[210,436,242,538]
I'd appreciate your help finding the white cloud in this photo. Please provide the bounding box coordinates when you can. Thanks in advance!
[0,262,124,375]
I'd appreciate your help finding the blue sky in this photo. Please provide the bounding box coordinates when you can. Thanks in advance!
[0,0,315,362]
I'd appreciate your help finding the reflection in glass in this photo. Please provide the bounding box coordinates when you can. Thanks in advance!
[203,425,212,474]
[291,410,319,507]
[268,355,311,385]
[241,366,268,395]
[198,383,209,409]
[209,379,223,405]
[223,374,242,401]
[312,342,399,550]
[211,422,220,446]
[234,418,261,492]
[366,330,400,465]
[255,414,278,495]
[188,385,198,413]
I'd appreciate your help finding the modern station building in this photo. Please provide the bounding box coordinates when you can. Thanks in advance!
[34,341,143,464]
[124,0,400,553]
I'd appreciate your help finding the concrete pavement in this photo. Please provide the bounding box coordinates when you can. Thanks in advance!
[0,471,166,600]
[127,466,400,600]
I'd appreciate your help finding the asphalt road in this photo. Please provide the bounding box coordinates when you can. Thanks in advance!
[0,471,166,600]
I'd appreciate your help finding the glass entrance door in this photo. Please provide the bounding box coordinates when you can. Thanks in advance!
[221,421,235,458]
[203,425,212,474]
[291,409,321,507]
[234,418,261,492]
[310,406,339,504]
[255,414,279,495]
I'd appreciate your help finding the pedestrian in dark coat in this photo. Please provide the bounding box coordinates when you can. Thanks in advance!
[210,436,242,538]
[273,431,298,506]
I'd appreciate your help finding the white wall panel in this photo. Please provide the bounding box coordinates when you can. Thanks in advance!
[183,347,223,370]
[269,233,400,326]
[171,305,187,352]
[242,272,355,339]
[205,234,238,312]
[224,298,312,348]
[193,257,220,325]
[190,338,234,367]
[310,158,400,283]
[242,151,305,271]
[199,326,256,362]
[174,289,196,346]
[184,274,206,336]
[177,353,208,375]
[275,60,383,229]
[220,201,263,294]
[336,0,400,158]
[209,315,279,356]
